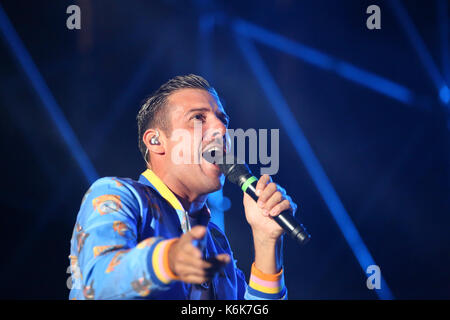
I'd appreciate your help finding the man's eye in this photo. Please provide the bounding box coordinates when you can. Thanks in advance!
[192,114,205,121]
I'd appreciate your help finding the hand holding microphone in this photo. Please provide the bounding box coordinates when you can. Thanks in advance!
[243,174,296,244]
[203,150,311,246]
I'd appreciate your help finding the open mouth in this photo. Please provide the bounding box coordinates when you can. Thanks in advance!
[201,144,225,165]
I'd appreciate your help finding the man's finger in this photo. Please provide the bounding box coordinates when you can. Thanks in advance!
[206,253,231,266]
[255,174,271,196]
[183,275,210,285]
[178,251,212,269]
[257,182,277,207]
[177,264,212,279]
[189,225,207,240]
[262,190,283,214]
[205,254,231,275]
[181,225,207,243]
[215,253,231,264]
[269,199,291,217]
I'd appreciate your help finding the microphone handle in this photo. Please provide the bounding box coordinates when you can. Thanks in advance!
[242,176,311,246]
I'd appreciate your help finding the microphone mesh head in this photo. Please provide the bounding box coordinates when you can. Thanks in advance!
[202,150,252,185]
[217,154,252,186]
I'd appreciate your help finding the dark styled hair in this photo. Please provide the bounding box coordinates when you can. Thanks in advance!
[137,74,219,163]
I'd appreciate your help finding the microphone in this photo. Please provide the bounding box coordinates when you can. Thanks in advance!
[203,150,311,246]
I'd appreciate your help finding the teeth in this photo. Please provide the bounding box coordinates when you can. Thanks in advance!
[203,145,221,154]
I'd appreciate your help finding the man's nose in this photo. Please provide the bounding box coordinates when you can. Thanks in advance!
[208,117,227,139]
[202,118,227,150]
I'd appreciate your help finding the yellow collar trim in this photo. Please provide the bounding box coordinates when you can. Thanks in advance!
[141,169,184,212]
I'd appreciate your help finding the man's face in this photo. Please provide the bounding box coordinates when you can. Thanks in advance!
[164,88,229,196]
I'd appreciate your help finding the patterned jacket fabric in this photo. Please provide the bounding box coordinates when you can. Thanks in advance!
[68,169,287,300]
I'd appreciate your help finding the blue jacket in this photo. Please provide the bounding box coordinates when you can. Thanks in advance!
[68,169,287,300]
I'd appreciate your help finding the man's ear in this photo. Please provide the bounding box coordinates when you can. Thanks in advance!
[143,128,166,157]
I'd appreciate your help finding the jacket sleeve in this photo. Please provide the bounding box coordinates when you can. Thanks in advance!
[235,262,288,300]
[208,222,288,300]
[68,177,178,300]
[244,263,288,300]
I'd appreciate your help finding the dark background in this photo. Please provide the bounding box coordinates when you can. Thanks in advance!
[0,0,449,299]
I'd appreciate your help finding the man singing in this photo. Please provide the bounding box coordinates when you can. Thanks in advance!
[68,74,297,300]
